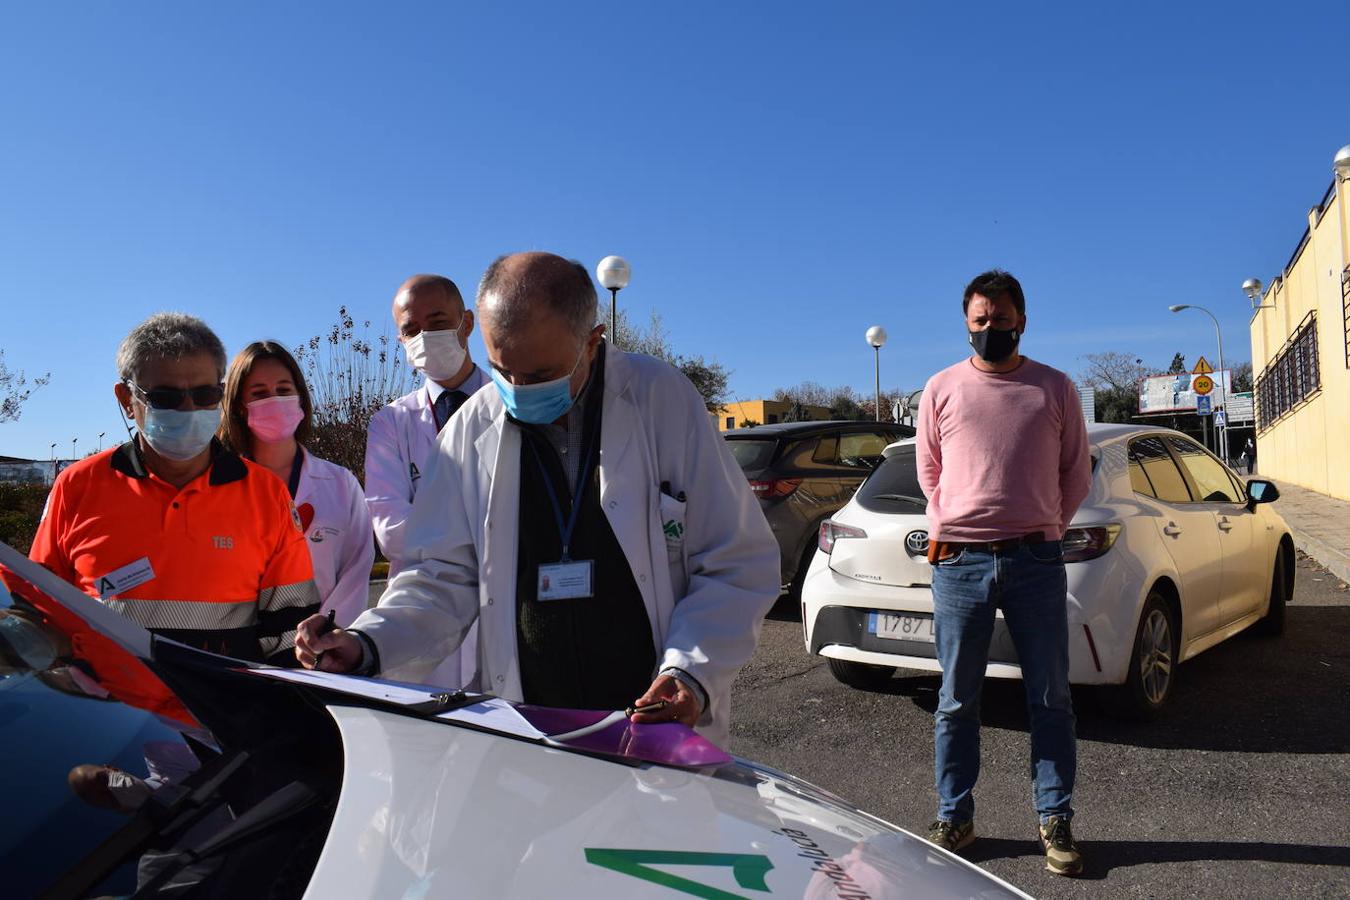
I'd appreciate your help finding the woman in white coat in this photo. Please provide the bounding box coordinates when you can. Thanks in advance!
[221,342,375,627]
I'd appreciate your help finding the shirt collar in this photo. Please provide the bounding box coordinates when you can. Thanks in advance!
[110,438,247,486]
[426,365,486,404]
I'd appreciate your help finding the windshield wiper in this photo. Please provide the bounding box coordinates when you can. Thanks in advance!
[39,750,249,900]
[131,780,323,898]
[871,493,926,503]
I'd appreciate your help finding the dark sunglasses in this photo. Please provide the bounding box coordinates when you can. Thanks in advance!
[127,381,225,410]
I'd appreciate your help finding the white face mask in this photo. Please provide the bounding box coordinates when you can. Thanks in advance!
[404,325,466,382]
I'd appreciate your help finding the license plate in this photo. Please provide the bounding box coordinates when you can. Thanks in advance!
[868,612,935,643]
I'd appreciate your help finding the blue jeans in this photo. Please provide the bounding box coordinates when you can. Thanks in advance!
[930,541,1076,824]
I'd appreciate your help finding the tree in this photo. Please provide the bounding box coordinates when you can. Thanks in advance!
[1079,352,1151,424]
[1231,361,1253,393]
[0,350,50,423]
[772,382,876,421]
[857,388,914,424]
[773,381,832,407]
[1167,352,1186,375]
[612,309,732,413]
[828,390,866,421]
[780,400,810,423]
[293,307,419,484]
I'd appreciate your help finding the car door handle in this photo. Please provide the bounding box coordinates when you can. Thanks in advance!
[1163,523,1182,537]
[1217,518,1233,532]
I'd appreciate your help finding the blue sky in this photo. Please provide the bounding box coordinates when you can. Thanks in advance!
[1,1,1345,459]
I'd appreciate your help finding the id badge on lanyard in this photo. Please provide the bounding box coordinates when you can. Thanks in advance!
[530,436,597,602]
[538,559,593,600]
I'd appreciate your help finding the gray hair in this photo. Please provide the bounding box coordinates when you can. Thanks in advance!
[116,312,227,383]
[476,253,598,342]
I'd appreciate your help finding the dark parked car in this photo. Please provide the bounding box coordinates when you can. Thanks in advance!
[724,420,914,595]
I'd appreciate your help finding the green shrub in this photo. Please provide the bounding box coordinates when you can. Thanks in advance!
[0,482,51,555]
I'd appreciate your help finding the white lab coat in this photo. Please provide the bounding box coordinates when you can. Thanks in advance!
[294,450,376,628]
[365,367,489,688]
[349,347,779,745]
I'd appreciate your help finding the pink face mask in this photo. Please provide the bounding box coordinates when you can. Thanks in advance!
[246,395,305,443]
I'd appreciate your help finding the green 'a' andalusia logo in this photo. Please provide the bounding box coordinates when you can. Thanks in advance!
[664,519,685,541]
[585,849,773,899]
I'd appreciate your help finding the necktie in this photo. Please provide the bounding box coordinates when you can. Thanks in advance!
[434,391,469,432]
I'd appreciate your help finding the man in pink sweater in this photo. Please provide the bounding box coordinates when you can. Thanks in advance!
[916,270,1092,877]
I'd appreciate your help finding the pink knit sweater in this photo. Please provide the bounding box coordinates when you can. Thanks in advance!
[916,356,1091,542]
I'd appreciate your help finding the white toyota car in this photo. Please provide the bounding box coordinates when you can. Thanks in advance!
[801,424,1294,717]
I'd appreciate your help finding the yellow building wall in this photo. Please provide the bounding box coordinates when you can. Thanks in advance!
[1249,179,1350,500]
[717,400,833,431]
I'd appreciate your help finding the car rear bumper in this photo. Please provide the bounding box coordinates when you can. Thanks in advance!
[802,559,1123,685]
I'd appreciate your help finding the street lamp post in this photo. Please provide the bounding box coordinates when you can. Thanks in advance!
[596,256,631,349]
[72,438,78,461]
[1241,277,1273,310]
[1168,304,1228,462]
[865,326,888,422]
[98,432,106,453]
[49,442,57,484]
[1335,147,1350,352]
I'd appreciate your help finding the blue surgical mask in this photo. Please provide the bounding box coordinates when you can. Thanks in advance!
[491,347,587,425]
[140,407,220,461]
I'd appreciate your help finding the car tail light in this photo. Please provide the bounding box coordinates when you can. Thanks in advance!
[749,478,802,499]
[1061,524,1121,562]
[819,519,867,554]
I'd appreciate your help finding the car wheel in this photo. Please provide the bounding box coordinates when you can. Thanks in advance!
[827,657,895,690]
[788,538,819,600]
[1249,545,1288,637]
[1110,590,1178,720]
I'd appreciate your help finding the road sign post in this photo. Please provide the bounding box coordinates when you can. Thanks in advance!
[1192,357,1225,461]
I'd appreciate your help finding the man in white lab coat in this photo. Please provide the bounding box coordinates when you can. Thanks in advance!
[364,274,489,688]
[299,252,778,744]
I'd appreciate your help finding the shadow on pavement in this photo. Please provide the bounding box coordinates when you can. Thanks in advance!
[965,835,1350,877]
[869,604,1350,754]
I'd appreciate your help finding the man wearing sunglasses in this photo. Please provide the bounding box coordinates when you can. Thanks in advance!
[30,313,320,664]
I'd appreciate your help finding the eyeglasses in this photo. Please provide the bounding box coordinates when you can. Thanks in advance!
[127,381,225,410]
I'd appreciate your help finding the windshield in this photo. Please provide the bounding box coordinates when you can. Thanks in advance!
[725,439,778,472]
[0,583,193,896]
[0,562,342,899]
[854,446,928,513]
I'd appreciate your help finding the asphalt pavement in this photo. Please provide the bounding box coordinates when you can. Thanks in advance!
[727,553,1350,899]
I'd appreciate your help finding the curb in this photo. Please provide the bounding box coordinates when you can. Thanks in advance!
[1287,529,1350,588]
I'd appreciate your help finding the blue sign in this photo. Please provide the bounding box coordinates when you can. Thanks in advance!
[1214,408,1227,426]
[1196,394,1212,416]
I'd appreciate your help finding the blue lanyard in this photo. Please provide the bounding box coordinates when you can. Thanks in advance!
[287,447,304,500]
[527,432,597,562]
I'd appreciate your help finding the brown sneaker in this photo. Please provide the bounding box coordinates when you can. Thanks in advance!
[1038,816,1084,876]
[926,819,976,853]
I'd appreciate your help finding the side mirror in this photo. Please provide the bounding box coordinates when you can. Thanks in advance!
[1246,479,1279,510]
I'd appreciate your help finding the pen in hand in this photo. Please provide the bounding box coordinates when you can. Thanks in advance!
[313,609,337,670]
[625,699,669,717]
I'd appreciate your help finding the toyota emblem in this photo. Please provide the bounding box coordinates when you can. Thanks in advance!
[905,530,929,555]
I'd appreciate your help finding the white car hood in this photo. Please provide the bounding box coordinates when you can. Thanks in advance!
[306,704,1032,899]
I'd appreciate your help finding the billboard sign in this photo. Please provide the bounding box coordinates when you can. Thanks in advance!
[1138,370,1233,414]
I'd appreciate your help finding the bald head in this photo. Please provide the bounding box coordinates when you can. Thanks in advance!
[477,252,598,344]
[392,274,468,340]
